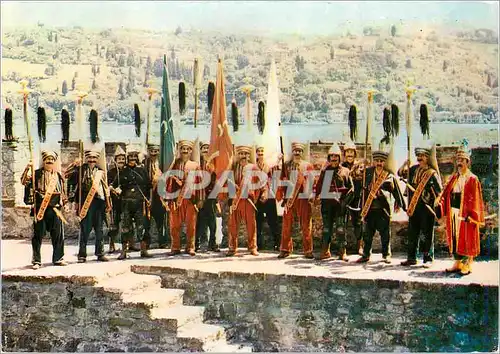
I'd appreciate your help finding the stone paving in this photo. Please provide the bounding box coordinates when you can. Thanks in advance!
[2,240,498,287]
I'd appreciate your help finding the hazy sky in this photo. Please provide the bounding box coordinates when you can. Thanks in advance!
[2,1,498,35]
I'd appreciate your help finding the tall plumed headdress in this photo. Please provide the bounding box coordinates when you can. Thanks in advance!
[257,101,265,134]
[178,81,186,115]
[390,103,399,136]
[61,107,70,146]
[37,106,47,143]
[207,81,215,112]
[231,98,239,132]
[380,107,392,145]
[134,103,141,138]
[348,105,357,141]
[419,104,430,138]
[4,108,13,140]
[89,109,99,143]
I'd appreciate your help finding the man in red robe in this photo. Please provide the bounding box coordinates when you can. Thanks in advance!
[165,140,203,256]
[226,145,265,257]
[276,142,315,259]
[436,141,485,275]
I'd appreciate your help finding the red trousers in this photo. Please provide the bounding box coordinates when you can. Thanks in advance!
[228,200,257,252]
[280,199,313,254]
[169,199,197,252]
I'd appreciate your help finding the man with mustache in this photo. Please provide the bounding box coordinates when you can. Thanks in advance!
[143,139,169,249]
[315,142,352,260]
[356,144,405,263]
[226,144,264,257]
[277,142,315,259]
[435,140,485,275]
[66,147,111,263]
[341,140,365,255]
[398,141,442,267]
[116,145,152,259]
[166,140,203,256]
[195,142,220,252]
[21,148,67,269]
[106,145,126,254]
[255,143,281,251]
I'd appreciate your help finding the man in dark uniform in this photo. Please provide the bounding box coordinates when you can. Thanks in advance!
[143,140,169,249]
[106,145,126,253]
[116,145,153,259]
[255,143,281,251]
[356,144,406,264]
[342,140,364,255]
[195,142,220,252]
[21,148,67,269]
[66,146,111,263]
[315,142,352,260]
[398,141,442,267]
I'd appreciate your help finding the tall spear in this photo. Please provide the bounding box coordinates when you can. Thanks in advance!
[360,88,376,212]
[193,58,202,128]
[18,80,36,223]
[145,85,159,148]
[75,90,88,220]
[405,84,417,168]
[240,79,255,132]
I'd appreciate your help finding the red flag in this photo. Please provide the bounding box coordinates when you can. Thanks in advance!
[208,59,233,178]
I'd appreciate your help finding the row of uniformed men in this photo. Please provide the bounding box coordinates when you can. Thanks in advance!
[22,137,462,270]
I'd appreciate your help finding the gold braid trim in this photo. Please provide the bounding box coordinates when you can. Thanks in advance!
[360,171,388,219]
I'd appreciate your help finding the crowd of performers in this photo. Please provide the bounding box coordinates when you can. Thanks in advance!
[20,133,485,277]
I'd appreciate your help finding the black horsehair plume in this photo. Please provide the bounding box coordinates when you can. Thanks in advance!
[257,101,265,134]
[390,103,399,137]
[419,104,430,138]
[207,81,215,112]
[134,103,141,138]
[381,107,392,144]
[37,106,47,143]
[348,105,357,141]
[5,108,13,140]
[89,109,99,143]
[178,81,186,115]
[231,98,239,132]
[61,108,70,145]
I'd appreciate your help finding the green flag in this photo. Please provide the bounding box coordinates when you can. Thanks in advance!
[160,54,176,171]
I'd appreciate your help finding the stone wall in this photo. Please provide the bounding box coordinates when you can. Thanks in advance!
[1,279,180,352]
[136,267,499,352]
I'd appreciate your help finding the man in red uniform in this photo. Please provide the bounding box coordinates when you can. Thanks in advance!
[435,140,485,275]
[165,140,203,256]
[226,144,265,256]
[277,142,315,259]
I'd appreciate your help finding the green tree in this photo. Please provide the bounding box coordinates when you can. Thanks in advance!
[391,25,396,37]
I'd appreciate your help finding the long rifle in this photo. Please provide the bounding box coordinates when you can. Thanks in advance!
[19,81,36,223]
